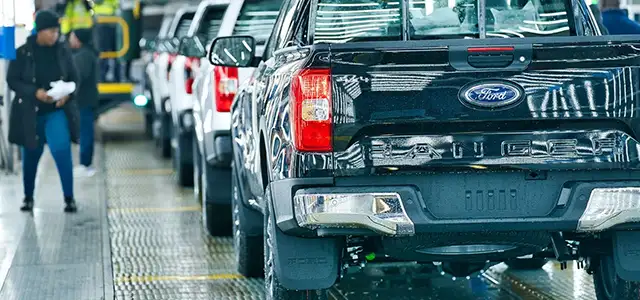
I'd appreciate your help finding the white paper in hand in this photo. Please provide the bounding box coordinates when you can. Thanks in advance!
[46,80,76,101]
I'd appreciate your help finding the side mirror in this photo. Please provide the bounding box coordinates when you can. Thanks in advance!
[168,37,181,54]
[208,36,256,68]
[156,38,169,53]
[139,38,148,49]
[178,36,206,57]
[147,38,157,51]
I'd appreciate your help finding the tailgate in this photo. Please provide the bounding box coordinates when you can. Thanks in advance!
[329,37,640,175]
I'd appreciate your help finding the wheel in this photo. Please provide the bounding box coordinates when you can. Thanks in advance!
[263,186,328,300]
[193,139,203,204]
[232,163,263,278]
[155,135,171,158]
[155,109,171,158]
[203,202,232,237]
[593,255,640,300]
[174,132,194,187]
[143,86,154,139]
[505,258,548,270]
[144,112,154,139]
[202,162,232,237]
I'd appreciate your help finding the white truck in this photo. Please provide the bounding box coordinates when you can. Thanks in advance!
[146,6,197,158]
[184,0,283,241]
[168,0,231,187]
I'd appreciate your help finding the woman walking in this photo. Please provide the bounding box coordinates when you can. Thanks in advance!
[69,28,99,177]
[7,10,80,213]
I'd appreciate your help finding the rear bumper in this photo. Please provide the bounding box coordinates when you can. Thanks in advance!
[270,174,640,236]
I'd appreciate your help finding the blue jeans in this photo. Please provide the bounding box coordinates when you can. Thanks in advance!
[79,107,95,167]
[22,110,74,198]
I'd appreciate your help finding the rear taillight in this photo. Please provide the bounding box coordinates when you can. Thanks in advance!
[213,66,238,112]
[185,57,200,70]
[185,78,195,94]
[167,54,177,80]
[290,68,332,152]
[184,57,200,94]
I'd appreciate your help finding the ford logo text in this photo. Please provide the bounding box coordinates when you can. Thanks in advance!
[459,81,523,109]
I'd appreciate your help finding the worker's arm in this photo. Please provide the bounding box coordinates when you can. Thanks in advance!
[6,49,38,102]
[63,46,81,99]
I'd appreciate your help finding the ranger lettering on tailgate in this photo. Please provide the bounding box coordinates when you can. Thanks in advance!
[369,133,623,163]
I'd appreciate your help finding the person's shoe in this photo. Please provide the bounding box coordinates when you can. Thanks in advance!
[20,197,34,212]
[74,165,96,177]
[64,197,77,213]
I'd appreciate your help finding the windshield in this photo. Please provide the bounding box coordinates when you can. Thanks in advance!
[232,0,284,45]
[314,0,573,43]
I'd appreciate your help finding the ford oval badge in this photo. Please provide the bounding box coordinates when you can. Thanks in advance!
[459,80,523,109]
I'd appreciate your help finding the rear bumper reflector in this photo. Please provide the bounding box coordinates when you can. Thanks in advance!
[293,192,415,236]
[578,187,640,232]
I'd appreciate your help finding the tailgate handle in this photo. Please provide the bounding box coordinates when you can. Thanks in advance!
[467,46,514,68]
[449,45,532,71]
[468,54,514,68]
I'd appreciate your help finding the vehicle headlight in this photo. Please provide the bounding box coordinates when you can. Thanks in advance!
[577,187,640,232]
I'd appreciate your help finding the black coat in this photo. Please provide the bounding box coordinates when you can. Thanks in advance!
[72,45,100,108]
[7,36,80,149]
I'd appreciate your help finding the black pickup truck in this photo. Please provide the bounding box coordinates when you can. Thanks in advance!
[208,0,640,299]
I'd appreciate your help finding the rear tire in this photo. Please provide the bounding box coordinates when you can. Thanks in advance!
[202,162,232,237]
[144,112,154,139]
[204,202,232,237]
[232,163,263,278]
[156,129,171,158]
[193,139,203,205]
[593,255,640,300]
[174,131,194,187]
[143,85,154,139]
[263,186,328,300]
[156,107,171,158]
[505,258,548,270]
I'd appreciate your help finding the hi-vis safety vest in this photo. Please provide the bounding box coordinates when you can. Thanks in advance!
[60,0,94,34]
[94,0,119,16]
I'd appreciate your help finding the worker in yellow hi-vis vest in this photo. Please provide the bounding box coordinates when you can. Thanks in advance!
[93,0,120,82]
[59,0,94,36]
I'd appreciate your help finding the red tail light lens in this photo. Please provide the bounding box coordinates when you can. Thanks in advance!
[185,78,195,94]
[290,68,332,152]
[184,57,200,95]
[185,57,200,70]
[213,66,239,112]
[166,54,177,80]
[467,46,514,53]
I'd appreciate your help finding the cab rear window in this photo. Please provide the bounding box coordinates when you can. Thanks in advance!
[232,0,284,45]
[313,0,574,43]
[175,12,196,38]
[196,6,227,43]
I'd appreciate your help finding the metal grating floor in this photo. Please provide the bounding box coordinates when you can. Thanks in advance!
[100,104,599,300]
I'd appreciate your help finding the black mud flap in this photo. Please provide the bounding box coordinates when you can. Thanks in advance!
[272,220,342,290]
[613,231,640,281]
